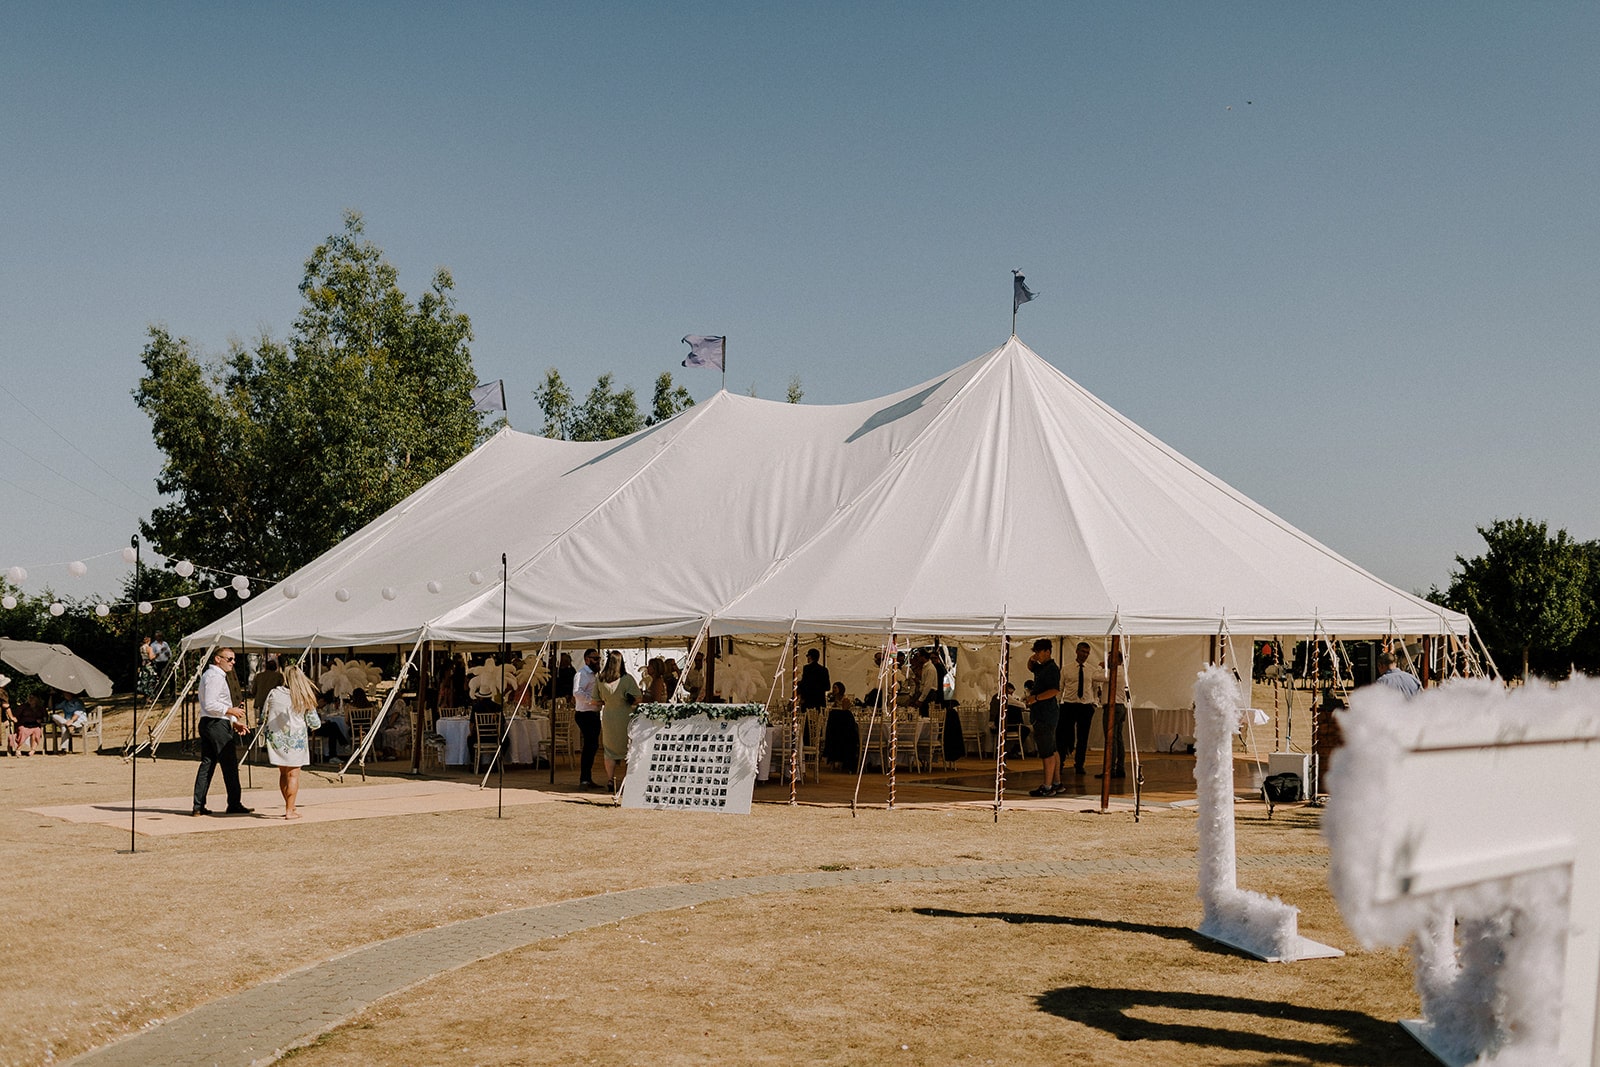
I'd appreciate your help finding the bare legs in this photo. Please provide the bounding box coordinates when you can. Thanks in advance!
[603,757,626,795]
[279,766,302,819]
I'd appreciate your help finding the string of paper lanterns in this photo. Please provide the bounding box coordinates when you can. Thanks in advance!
[4,539,507,615]
[1,544,267,617]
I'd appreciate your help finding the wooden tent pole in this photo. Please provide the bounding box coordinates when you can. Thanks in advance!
[412,642,429,774]
[1100,635,1121,812]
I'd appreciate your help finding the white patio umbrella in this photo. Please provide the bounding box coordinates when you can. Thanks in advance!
[0,638,115,699]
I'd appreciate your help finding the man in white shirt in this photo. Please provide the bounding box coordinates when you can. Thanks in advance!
[572,648,602,789]
[192,647,251,816]
[1060,641,1097,778]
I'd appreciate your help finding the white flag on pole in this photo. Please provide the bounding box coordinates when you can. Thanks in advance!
[681,335,725,370]
[471,380,506,413]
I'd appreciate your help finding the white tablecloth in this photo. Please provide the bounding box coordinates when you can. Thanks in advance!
[436,717,471,765]
[506,716,548,765]
[757,725,782,781]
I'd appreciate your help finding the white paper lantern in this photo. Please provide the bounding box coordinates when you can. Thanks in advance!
[231,575,249,592]
[95,604,110,617]
[68,560,88,578]
[138,601,153,614]
[176,595,191,608]
[381,586,398,601]
[175,560,194,578]
[122,546,138,564]
[49,602,65,616]
[5,566,25,584]
[1,595,15,610]
[468,570,485,586]
[426,579,443,594]
[237,588,250,599]
[213,587,228,599]
[335,587,352,602]
[282,582,300,599]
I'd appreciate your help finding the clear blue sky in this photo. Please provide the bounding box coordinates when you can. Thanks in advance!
[2,2,1596,603]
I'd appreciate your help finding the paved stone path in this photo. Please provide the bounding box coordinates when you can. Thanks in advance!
[71,852,1327,1066]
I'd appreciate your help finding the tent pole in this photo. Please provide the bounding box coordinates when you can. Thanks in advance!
[412,641,429,775]
[498,553,507,818]
[789,636,801,806]
[125,534,141,854]
[994,634,1010,822]
[239,605,252,790]
[887,634,899,810]
[1100,635,1121,812]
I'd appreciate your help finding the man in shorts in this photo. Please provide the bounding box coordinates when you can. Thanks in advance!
[1023,638,1062,796]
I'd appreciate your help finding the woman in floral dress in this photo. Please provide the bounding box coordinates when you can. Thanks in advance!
[264,664,318,819]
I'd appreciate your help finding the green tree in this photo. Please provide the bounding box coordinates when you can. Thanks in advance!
[572,373,641,441]
[134,212,483,584]
[1570,540,1600,676]
[647,372,694,426]
[785,375,803,404]
[533,370,648,441]
[532,368,576,439]
[1440,518,1591,680]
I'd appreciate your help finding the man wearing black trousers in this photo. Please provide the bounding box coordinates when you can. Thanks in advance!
[1059,641,1097,778]
[192,647,252,816]
[572,648,603,788]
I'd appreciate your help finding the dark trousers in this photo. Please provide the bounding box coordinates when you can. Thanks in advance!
[1061,702,1096,772]
[193,717,242,811]
[575,710,601,783]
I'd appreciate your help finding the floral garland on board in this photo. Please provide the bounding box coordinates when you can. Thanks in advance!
[631,702,768,725]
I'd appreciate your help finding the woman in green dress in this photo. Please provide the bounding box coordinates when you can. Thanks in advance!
[594,651,640,794]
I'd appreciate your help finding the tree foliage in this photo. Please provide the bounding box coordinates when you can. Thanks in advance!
[534,369,695,441]
[134,212,484,584]
[648,372,693,426]
[1438,517,1592,679]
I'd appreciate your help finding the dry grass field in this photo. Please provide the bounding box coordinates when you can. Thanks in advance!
[0,699,1426,1066]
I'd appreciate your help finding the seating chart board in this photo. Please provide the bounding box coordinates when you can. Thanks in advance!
[620,704,767,815]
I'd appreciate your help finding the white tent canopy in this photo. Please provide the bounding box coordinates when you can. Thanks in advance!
[187,337,1469,652]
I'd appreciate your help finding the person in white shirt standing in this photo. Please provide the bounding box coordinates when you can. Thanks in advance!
[572,648,603,789]
[192,647,252,816]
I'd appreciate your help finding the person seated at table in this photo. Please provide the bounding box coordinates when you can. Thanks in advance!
[823,682,858,771]
[14,694,47,755]
[991,683,1029,750]
[51,693,89,746]
[378,713,410,760]
[313,694,349,760]
[860,651,890,709]
[0,681,14,755]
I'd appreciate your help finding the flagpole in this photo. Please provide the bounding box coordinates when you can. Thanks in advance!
[722,336,726,393]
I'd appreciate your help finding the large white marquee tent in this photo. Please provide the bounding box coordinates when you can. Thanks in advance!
[186,337,1471,654]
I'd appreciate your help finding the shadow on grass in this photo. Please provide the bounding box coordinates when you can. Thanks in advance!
[1035,986,1431,1066]
[912,907,1215,951]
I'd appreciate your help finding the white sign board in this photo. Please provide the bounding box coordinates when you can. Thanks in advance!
[620,707,767,815]
[1326,676,1600,1066]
